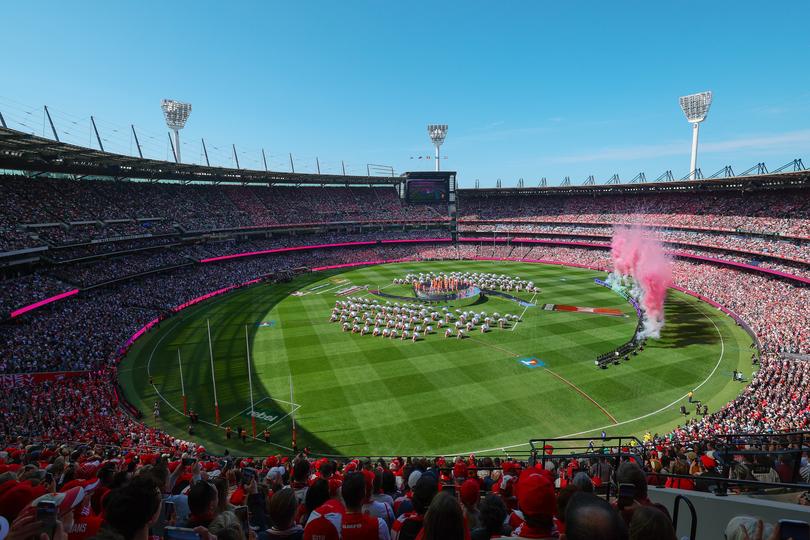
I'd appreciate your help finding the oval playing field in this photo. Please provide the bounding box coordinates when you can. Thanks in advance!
[119,260,752,456]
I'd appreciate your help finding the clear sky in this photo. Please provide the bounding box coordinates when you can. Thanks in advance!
[2,1,809,186]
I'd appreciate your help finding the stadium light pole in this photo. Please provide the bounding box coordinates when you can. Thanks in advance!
[427,124,448,172]
[678,91,712,180]
[161,99,192,164]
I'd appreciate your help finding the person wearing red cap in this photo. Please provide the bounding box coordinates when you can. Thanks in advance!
[453,460,468,486]
[66,480,103,540]
[495,462,519,511]
[512,470,557,539]
[360,469,394,527]
[459,479,480,530]
[0,477,50,523]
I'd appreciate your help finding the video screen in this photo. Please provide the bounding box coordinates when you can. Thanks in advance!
[407,179,448,203]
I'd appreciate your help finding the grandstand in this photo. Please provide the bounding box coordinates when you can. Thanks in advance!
[1,117,809,537]
[9,0,810,524]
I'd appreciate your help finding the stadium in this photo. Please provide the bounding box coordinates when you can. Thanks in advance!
[1,4,810,540]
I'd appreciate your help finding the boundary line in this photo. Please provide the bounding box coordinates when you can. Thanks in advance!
[466,335,617,424]
[543,367,618,424]
[145,293,295,452]
[134,261,729,457]
[455,298,727,456]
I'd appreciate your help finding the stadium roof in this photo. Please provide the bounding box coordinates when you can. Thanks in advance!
[458,168,810,196]
[0,127,399,186]
[1,126,808,193]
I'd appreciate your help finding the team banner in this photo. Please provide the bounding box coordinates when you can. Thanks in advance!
[0,370,90,388]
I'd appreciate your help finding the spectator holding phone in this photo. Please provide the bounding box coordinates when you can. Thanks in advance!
[613,462,670,527]
[8,487,84,540]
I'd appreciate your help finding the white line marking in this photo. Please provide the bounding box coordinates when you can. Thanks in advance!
[511,292,537,331]
[360,283,396,298]
[145,293,295,452]
[220,397,302,429]
[220,397,272,426]
[454,299,727,456]
[317,283,349,295]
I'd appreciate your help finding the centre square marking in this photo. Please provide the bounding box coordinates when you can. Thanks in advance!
[518,357,546,369]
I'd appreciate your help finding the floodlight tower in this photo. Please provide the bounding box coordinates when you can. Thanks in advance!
[161,99,192,163]
[679,91,712,180]
[427,124,448,172]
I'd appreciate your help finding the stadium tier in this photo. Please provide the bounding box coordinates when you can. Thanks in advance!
[1,150,810,539]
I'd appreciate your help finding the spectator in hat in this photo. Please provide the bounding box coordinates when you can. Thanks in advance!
[393,471,422,517]
[10,487,85,540]
[564,492,627,540]
[459,478,481,530]
[512,469,556,539]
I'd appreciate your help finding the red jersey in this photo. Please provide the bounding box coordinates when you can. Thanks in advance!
[342,512,389,540]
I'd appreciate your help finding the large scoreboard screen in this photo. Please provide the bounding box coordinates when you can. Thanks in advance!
[406,178,449,203]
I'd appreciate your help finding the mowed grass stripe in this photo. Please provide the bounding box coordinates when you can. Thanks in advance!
[119,261,752,456]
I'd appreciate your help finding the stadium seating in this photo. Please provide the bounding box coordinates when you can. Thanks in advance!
[2,174,809,539]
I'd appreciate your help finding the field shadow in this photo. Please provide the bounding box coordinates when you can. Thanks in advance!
[654,297,719,349]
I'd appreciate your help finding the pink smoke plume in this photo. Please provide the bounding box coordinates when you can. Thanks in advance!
[610,226,672,338]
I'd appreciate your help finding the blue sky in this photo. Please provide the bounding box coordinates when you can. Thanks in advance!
[2,1,809,186]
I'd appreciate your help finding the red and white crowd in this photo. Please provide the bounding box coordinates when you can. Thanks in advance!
[1,175,809,539]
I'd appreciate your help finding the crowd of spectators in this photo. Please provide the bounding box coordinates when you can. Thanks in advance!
[0,243,432,374]
[0,272,74,317]
[1,230,450,312]
[670,351,810,440]
[0,175,445,252]
[459,223,810,264]
[0,435,807,540]
[2,177,810,537]
[459,189,810,237]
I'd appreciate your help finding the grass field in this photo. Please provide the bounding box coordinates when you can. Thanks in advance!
[118,260,753,457]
